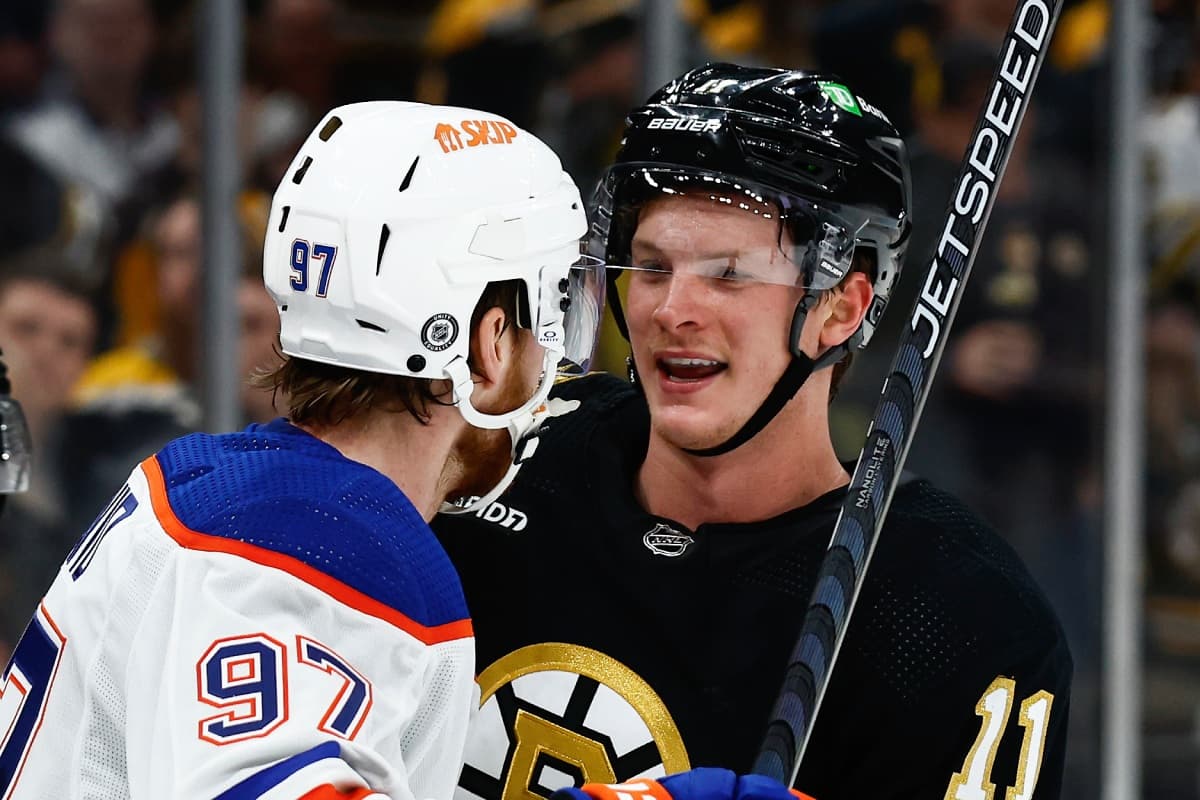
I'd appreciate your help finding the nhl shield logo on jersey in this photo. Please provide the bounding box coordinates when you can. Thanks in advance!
[642,523,694,558]
[456,644,689,800]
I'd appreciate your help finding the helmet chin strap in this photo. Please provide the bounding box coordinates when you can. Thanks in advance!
[438,353,578,515]
[628,292,848,459]
[438,395,581,515]
[681,346,843,457]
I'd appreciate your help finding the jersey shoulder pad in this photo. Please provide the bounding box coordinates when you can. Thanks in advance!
[146,422,469,640]
[884,479,1068,653]
[541,372,640,446]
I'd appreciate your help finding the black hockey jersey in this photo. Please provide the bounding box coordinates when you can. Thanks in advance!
[434,373,1072,800]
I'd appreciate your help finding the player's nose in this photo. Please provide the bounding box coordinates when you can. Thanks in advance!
[651,272,710,330]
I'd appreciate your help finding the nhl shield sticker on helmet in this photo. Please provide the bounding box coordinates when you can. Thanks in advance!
[421,313,459,352]
[642,523,694,558]
[460,643,689,800]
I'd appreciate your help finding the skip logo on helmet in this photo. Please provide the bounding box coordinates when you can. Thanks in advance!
[434,119,519,153]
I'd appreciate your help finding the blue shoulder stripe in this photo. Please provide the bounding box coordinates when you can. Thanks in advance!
[152,420,469,630]
[214,741,344,800]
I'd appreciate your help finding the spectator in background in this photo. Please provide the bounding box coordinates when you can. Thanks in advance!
[422,0,544,130]
[4,0,178,241]
[0,0,112,281]
[249,0,341,118]
[535,1,688,194]
[426,0,701,195]
[0,249,98,650]
[63,190,283,537]
[0,0,50,116]
[239,258,287,424]
[1146,284,1200,595]
[168,81,311,195]
[1145,14,1200,269]
[847,37,1101,553]
[0,137,108,264]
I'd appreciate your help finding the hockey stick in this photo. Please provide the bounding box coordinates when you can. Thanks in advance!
[752,0,1065,786]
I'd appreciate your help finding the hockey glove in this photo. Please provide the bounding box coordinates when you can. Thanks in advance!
[548,768,815,800]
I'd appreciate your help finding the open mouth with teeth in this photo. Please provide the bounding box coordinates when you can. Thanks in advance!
[657,357,728,382]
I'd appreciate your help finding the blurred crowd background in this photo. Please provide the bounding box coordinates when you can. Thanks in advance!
[0,0,1195,795]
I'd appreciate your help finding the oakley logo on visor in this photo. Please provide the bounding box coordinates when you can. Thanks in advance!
[434,120,518,153]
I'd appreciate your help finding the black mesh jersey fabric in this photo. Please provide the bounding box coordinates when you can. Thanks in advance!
[434,373,1072,799]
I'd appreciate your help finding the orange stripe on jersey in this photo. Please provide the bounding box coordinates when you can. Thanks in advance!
[580,780,674,800]
[298,784,375,800]
[141,455,473,645]
[789,791,817,800]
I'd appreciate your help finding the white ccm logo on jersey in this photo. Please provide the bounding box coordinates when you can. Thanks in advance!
[647,117,721,133]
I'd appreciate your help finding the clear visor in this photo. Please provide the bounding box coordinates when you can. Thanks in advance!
[533,254,605,375]
[588,165,872,292]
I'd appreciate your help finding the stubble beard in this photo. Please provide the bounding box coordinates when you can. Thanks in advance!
[446,351,541,505]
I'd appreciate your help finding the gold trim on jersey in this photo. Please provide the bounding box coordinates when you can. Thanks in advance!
[474,643,690,798]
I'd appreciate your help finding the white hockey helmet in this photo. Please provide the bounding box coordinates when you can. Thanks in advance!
[264,101,602,436]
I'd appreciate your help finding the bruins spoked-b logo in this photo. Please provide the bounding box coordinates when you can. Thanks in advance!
[422,312,459,351]
[456,644,688,800]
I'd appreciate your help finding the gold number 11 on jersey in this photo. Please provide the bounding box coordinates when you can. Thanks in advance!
[944,677,1054,800]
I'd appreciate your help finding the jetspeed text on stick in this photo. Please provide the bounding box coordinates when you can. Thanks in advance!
[910,0,1050,359]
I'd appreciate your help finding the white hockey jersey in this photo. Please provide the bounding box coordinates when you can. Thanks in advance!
[0,419,476,799]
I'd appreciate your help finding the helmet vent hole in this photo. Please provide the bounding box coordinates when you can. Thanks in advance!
[407,355,426,372]
[292,156,313,185]
[399,156,420,193]
[277,205,290,233]
[280,304,288,312]
[356,319,387,333]
[318,116,342,141]
[376,224,391,276]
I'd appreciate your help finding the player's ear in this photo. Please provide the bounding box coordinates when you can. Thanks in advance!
[819,272,872,351]
[468,305,515,391]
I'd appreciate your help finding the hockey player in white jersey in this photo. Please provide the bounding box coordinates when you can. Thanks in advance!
[0,102,602,799]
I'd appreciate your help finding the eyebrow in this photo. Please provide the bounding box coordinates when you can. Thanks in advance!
[629,237,742,262]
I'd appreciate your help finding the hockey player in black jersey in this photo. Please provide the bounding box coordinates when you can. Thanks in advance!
[435,64,1072,800]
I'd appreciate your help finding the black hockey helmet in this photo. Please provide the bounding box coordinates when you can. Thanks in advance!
[591,62,912,352]
[589,63,913,457]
